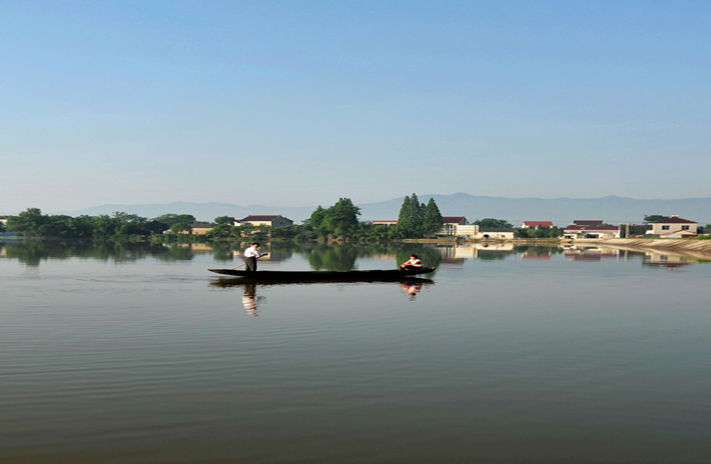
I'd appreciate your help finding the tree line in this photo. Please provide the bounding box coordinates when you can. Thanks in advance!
[4,204,705,241]
[1,196,443,242]
[3,208,200,240]
[307,194,444,240]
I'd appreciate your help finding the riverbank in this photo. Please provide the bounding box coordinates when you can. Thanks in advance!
[574,238,711,259]
[402,236,711,258]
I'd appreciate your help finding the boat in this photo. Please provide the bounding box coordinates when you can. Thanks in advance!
[210,276,434,287]
[207,267,436,283]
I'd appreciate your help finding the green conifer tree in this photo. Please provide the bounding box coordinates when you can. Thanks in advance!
[397,194,426,237]
[422,198,443,234]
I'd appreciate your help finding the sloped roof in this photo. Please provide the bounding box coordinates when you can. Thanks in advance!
[523,221,554,226]
[239,215,283,222]
[442,216,467,224]
[653,215,697,224]
[573,220,603,226]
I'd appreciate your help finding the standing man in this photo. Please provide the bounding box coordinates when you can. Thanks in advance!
[243,242,267,272]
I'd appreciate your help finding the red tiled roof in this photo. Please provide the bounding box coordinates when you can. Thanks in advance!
[653,216,697,224]
[523,221,554,226]
[442,216,467,223]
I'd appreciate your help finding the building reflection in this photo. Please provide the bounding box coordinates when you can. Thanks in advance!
[563,246,622,261]
[435,243,516,260]
[643,251,694,270]
[521,252,552,259]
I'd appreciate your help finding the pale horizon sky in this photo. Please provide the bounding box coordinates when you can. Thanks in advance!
[2,0,710,214]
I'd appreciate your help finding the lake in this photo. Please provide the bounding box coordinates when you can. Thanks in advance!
[1,241,710,463]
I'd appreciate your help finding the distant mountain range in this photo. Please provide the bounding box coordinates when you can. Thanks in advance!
[60,194,711,226]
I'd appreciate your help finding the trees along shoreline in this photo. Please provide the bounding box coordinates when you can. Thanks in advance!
[14,203,705,243]
[0,203,555,243]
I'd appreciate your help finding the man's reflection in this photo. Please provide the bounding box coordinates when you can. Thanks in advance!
[401,282,422,300]
[241,284,264,316]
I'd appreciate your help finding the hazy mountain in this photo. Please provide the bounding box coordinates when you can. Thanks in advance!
[61,194,711,226]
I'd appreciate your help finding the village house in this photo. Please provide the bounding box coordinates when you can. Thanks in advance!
[563,220,621,240]
[442,216,468,226]
[438,216,470,236]
[521,221,554,228]
[646,215,698,238]
[234,215,294,228]
[478,228,516,240]
[189,223,214,235]
[372,220,398,226]
[453,224,479,237]
[0,216,8,226]
[571,220,604,227]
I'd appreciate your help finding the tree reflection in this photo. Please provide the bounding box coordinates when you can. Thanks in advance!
[2,240,198,265]
[306,244,359,271]
[2,240,446,270]
[288,242,443,271]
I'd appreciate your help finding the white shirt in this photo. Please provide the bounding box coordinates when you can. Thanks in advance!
[244,246,262,258]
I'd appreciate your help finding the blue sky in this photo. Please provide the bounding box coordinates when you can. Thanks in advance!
[2,0,710,214]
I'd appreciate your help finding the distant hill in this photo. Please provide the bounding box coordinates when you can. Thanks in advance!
[60,194,711,226]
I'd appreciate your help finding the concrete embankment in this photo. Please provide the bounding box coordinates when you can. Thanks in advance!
[577,238,711,259]
[401,236,711,257]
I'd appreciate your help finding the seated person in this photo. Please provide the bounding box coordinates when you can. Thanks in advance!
[400,254,423,270]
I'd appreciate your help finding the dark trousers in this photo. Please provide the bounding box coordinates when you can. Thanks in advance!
[244,256,258,272]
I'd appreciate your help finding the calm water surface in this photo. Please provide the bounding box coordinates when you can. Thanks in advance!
[1,242,710,463]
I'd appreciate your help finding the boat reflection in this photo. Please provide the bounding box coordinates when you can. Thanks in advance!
[212,277,434,315]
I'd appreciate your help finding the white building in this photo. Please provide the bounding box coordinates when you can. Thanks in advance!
[646,215,698,237]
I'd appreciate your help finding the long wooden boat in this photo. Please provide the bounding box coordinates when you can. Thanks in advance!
[208,267,435,282]
[210,275,434,287]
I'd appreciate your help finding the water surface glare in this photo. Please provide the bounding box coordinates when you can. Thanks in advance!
[1,243,710,463]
